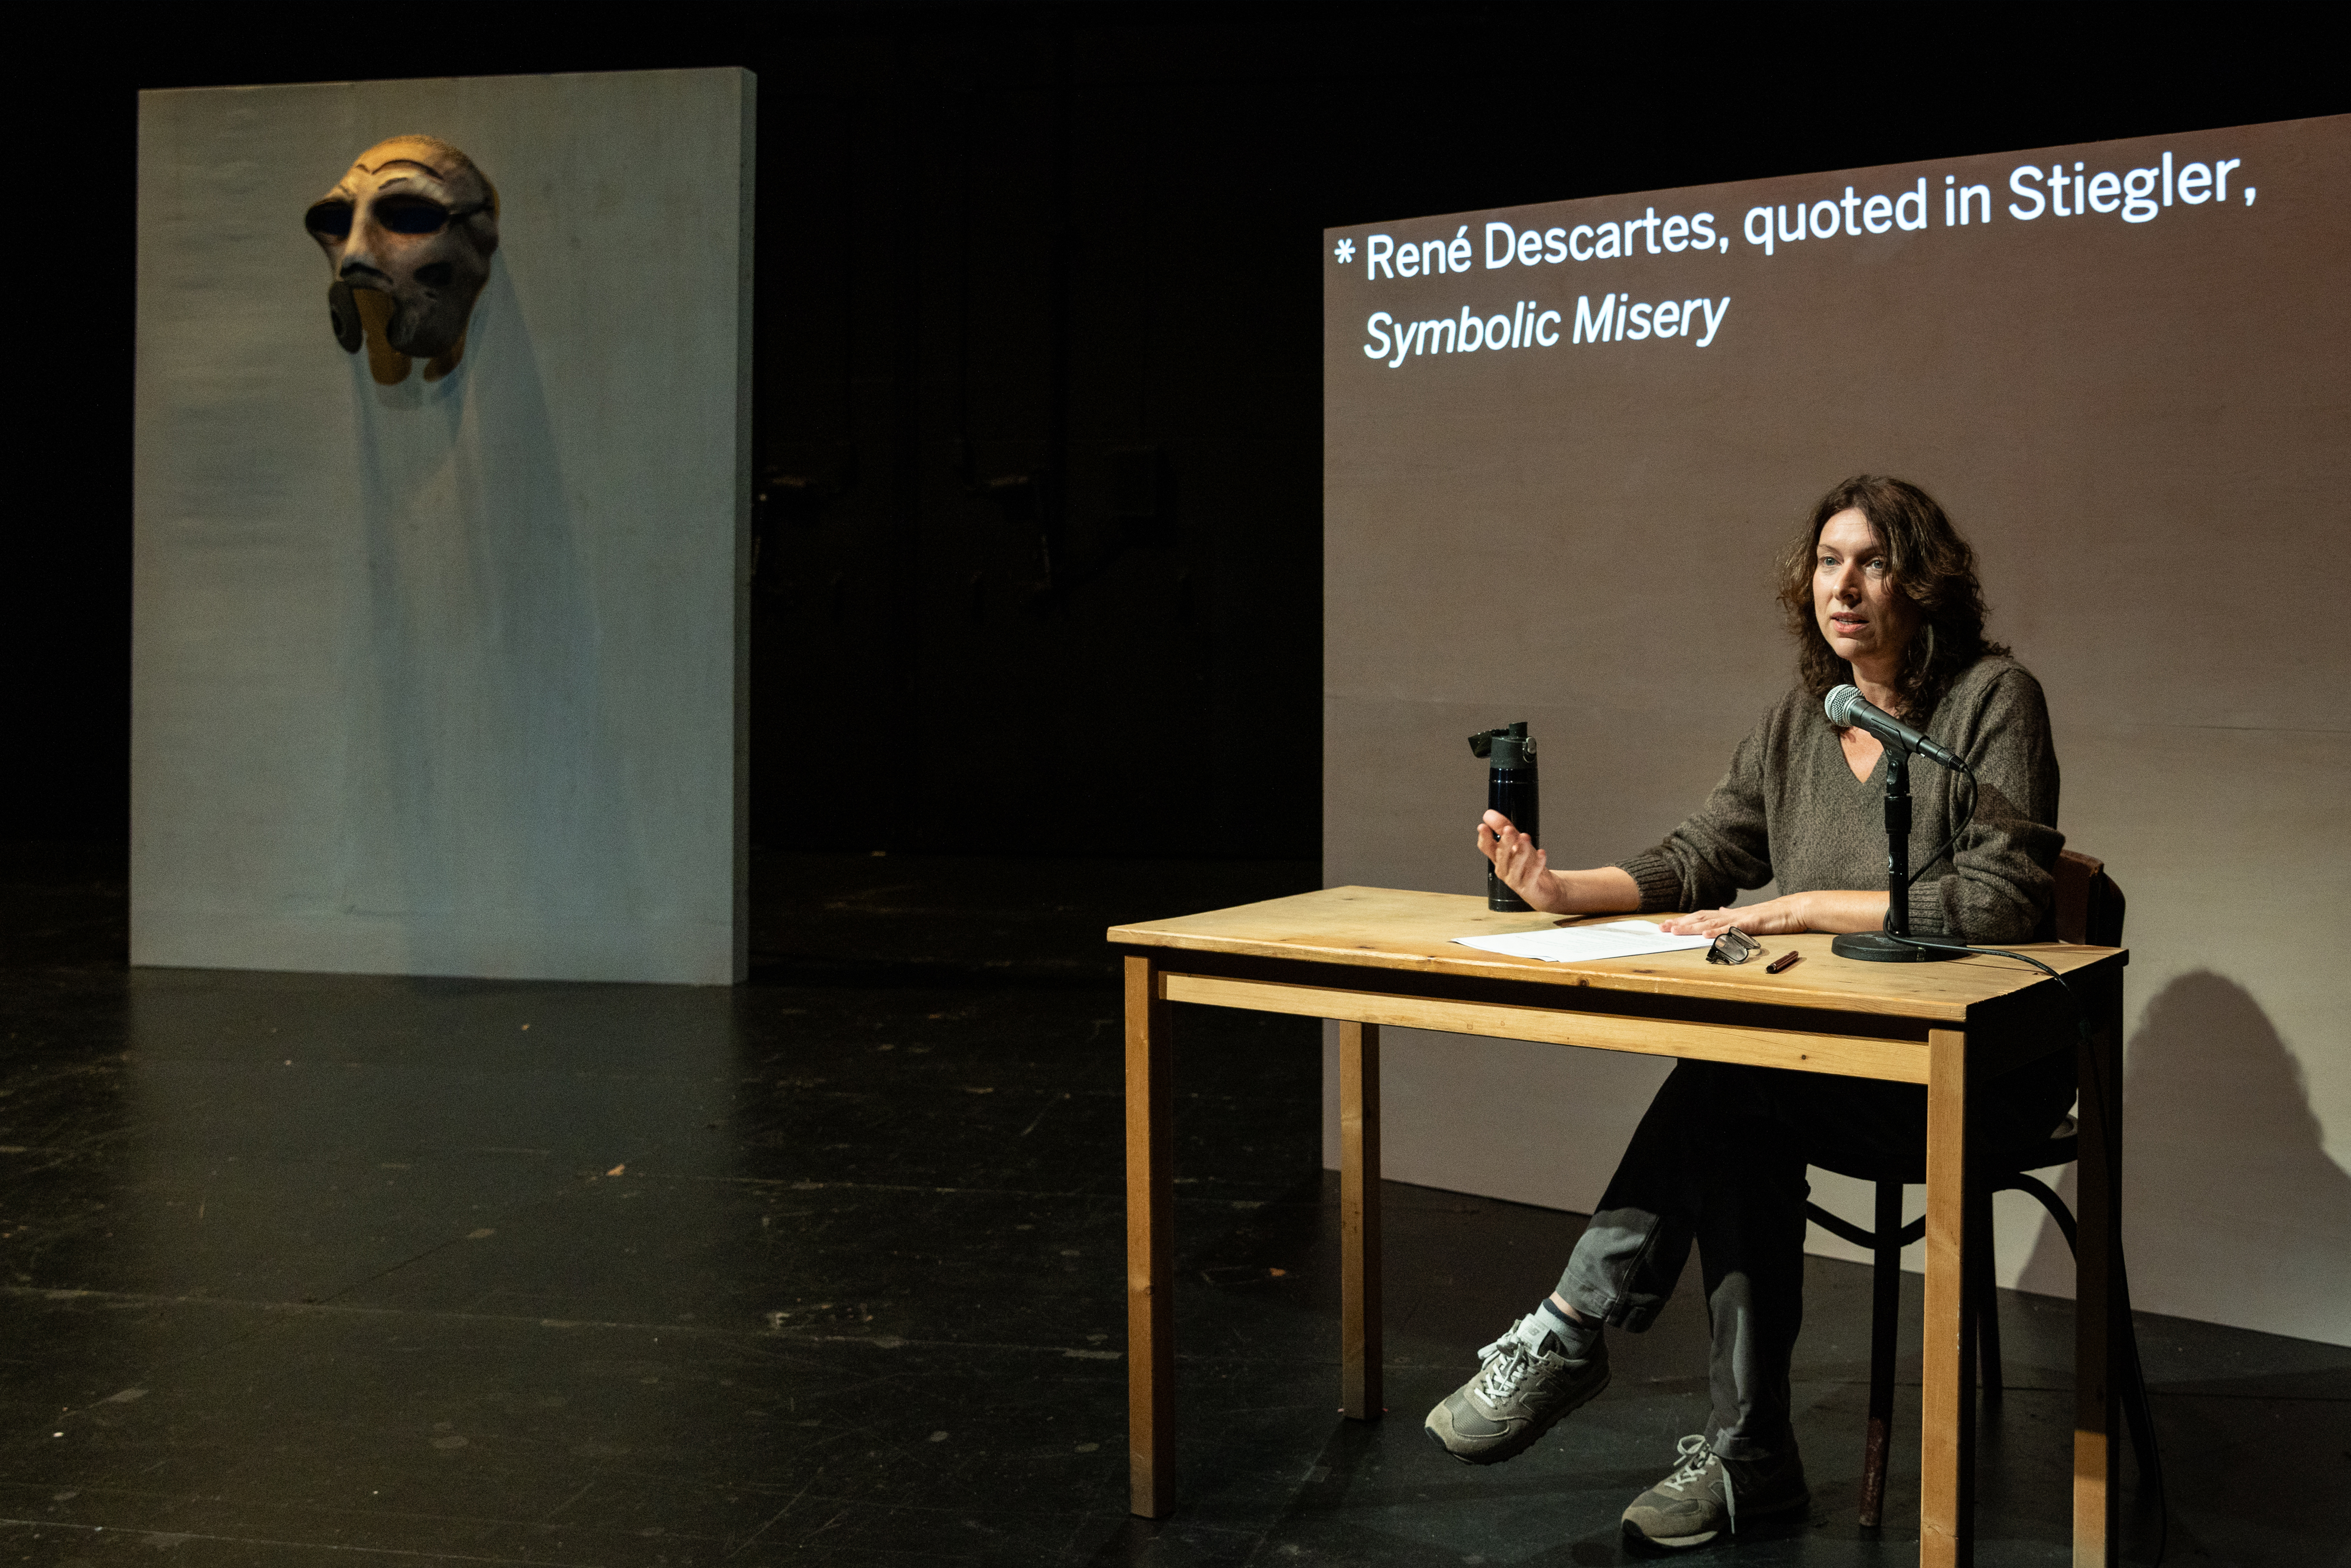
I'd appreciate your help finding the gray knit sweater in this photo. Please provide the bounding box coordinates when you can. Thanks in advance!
[1615,656,2063,944]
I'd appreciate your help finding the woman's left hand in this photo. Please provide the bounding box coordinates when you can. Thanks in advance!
[1657,895,1816,938]
[1656,890,1891,938]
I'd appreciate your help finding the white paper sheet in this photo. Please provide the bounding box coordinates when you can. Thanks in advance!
[1452,919,1713,963]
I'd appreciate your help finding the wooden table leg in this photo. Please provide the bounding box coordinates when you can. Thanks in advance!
[1921,1025,1977,1568]
[2073,974,2123,1565]
[1125,953,1174,1517]
[1340,1021,1382,1420]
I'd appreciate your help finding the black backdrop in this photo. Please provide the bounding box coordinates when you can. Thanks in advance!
[14,1,2342,861]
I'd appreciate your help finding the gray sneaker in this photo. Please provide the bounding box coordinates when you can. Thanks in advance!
[1424,1314,1610,1465]
[1621,1434,1810,1550]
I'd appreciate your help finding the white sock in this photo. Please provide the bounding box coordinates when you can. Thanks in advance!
[1536,1297,1599,1357]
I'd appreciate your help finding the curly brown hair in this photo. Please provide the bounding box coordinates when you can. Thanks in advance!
[1775,475,2009,721]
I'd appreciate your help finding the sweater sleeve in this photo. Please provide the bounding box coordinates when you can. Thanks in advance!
[1901,664,2064,944]
[1615,719,1778,915]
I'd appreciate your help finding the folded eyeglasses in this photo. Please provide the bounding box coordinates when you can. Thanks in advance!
[1705,927,1763,966]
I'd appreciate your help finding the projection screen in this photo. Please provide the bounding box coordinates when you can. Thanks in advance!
[134,69,753,986]
[1321,116,2350,1346]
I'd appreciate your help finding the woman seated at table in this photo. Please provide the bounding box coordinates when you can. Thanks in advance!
[1425,474,2072,1550]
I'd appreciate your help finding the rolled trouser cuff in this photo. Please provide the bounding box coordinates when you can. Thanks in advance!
[1555,1219,1673,1334]
[1703,1419,1796,1465]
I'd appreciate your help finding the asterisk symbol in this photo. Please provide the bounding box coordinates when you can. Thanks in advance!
[1334,238,1356,263]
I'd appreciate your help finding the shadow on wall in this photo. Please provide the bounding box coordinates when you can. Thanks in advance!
[340,259,645,972]
[2017,970,2351,1346]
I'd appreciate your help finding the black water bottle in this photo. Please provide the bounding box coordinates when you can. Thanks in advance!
[1469,721,1539,912]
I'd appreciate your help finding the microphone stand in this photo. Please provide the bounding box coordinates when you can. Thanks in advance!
[1832,746,1962,963]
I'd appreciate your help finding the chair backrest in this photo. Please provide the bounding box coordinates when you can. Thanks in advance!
[2054,848,2127,946]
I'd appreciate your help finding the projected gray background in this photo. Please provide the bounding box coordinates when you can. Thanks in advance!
[134,70,753,985]
[1320,116,2349,1345]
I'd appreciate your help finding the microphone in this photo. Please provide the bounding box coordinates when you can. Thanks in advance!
[1824,685,1969,771]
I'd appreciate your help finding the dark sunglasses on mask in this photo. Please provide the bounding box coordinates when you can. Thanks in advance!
[305,194,489,241]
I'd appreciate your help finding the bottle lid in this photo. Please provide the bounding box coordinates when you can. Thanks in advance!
[1469,723,1535,767]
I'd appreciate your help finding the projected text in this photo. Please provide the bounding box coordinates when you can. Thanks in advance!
[1363,295,1729,367]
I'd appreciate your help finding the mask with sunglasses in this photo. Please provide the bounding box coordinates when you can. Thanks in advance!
[305,135,500,383]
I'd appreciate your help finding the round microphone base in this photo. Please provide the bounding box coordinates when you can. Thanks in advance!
[1831,932,1966,963]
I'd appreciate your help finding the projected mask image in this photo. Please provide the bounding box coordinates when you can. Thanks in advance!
[305,135,501,384]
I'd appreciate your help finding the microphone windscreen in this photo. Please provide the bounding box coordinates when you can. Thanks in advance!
[1824,684,1863,727]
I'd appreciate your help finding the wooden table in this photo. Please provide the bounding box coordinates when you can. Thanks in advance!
[1109,886,2127,1568]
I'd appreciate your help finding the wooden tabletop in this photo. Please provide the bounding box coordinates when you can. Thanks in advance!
[1107,886,2123,1026]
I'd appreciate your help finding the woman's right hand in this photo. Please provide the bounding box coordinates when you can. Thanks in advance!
[1478,809,1559,910]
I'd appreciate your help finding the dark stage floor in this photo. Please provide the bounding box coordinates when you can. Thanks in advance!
[3,848,2345,1566]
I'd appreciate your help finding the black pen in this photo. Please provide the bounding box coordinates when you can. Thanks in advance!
[1765,951,1802,974]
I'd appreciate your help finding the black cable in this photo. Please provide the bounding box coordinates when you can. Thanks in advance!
[1889,930,2167,1566]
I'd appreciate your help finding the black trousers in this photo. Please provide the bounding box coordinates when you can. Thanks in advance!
[1555,1057,2073,1462]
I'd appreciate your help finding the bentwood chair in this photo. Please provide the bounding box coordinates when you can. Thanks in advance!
[1804,848,2155,1527]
